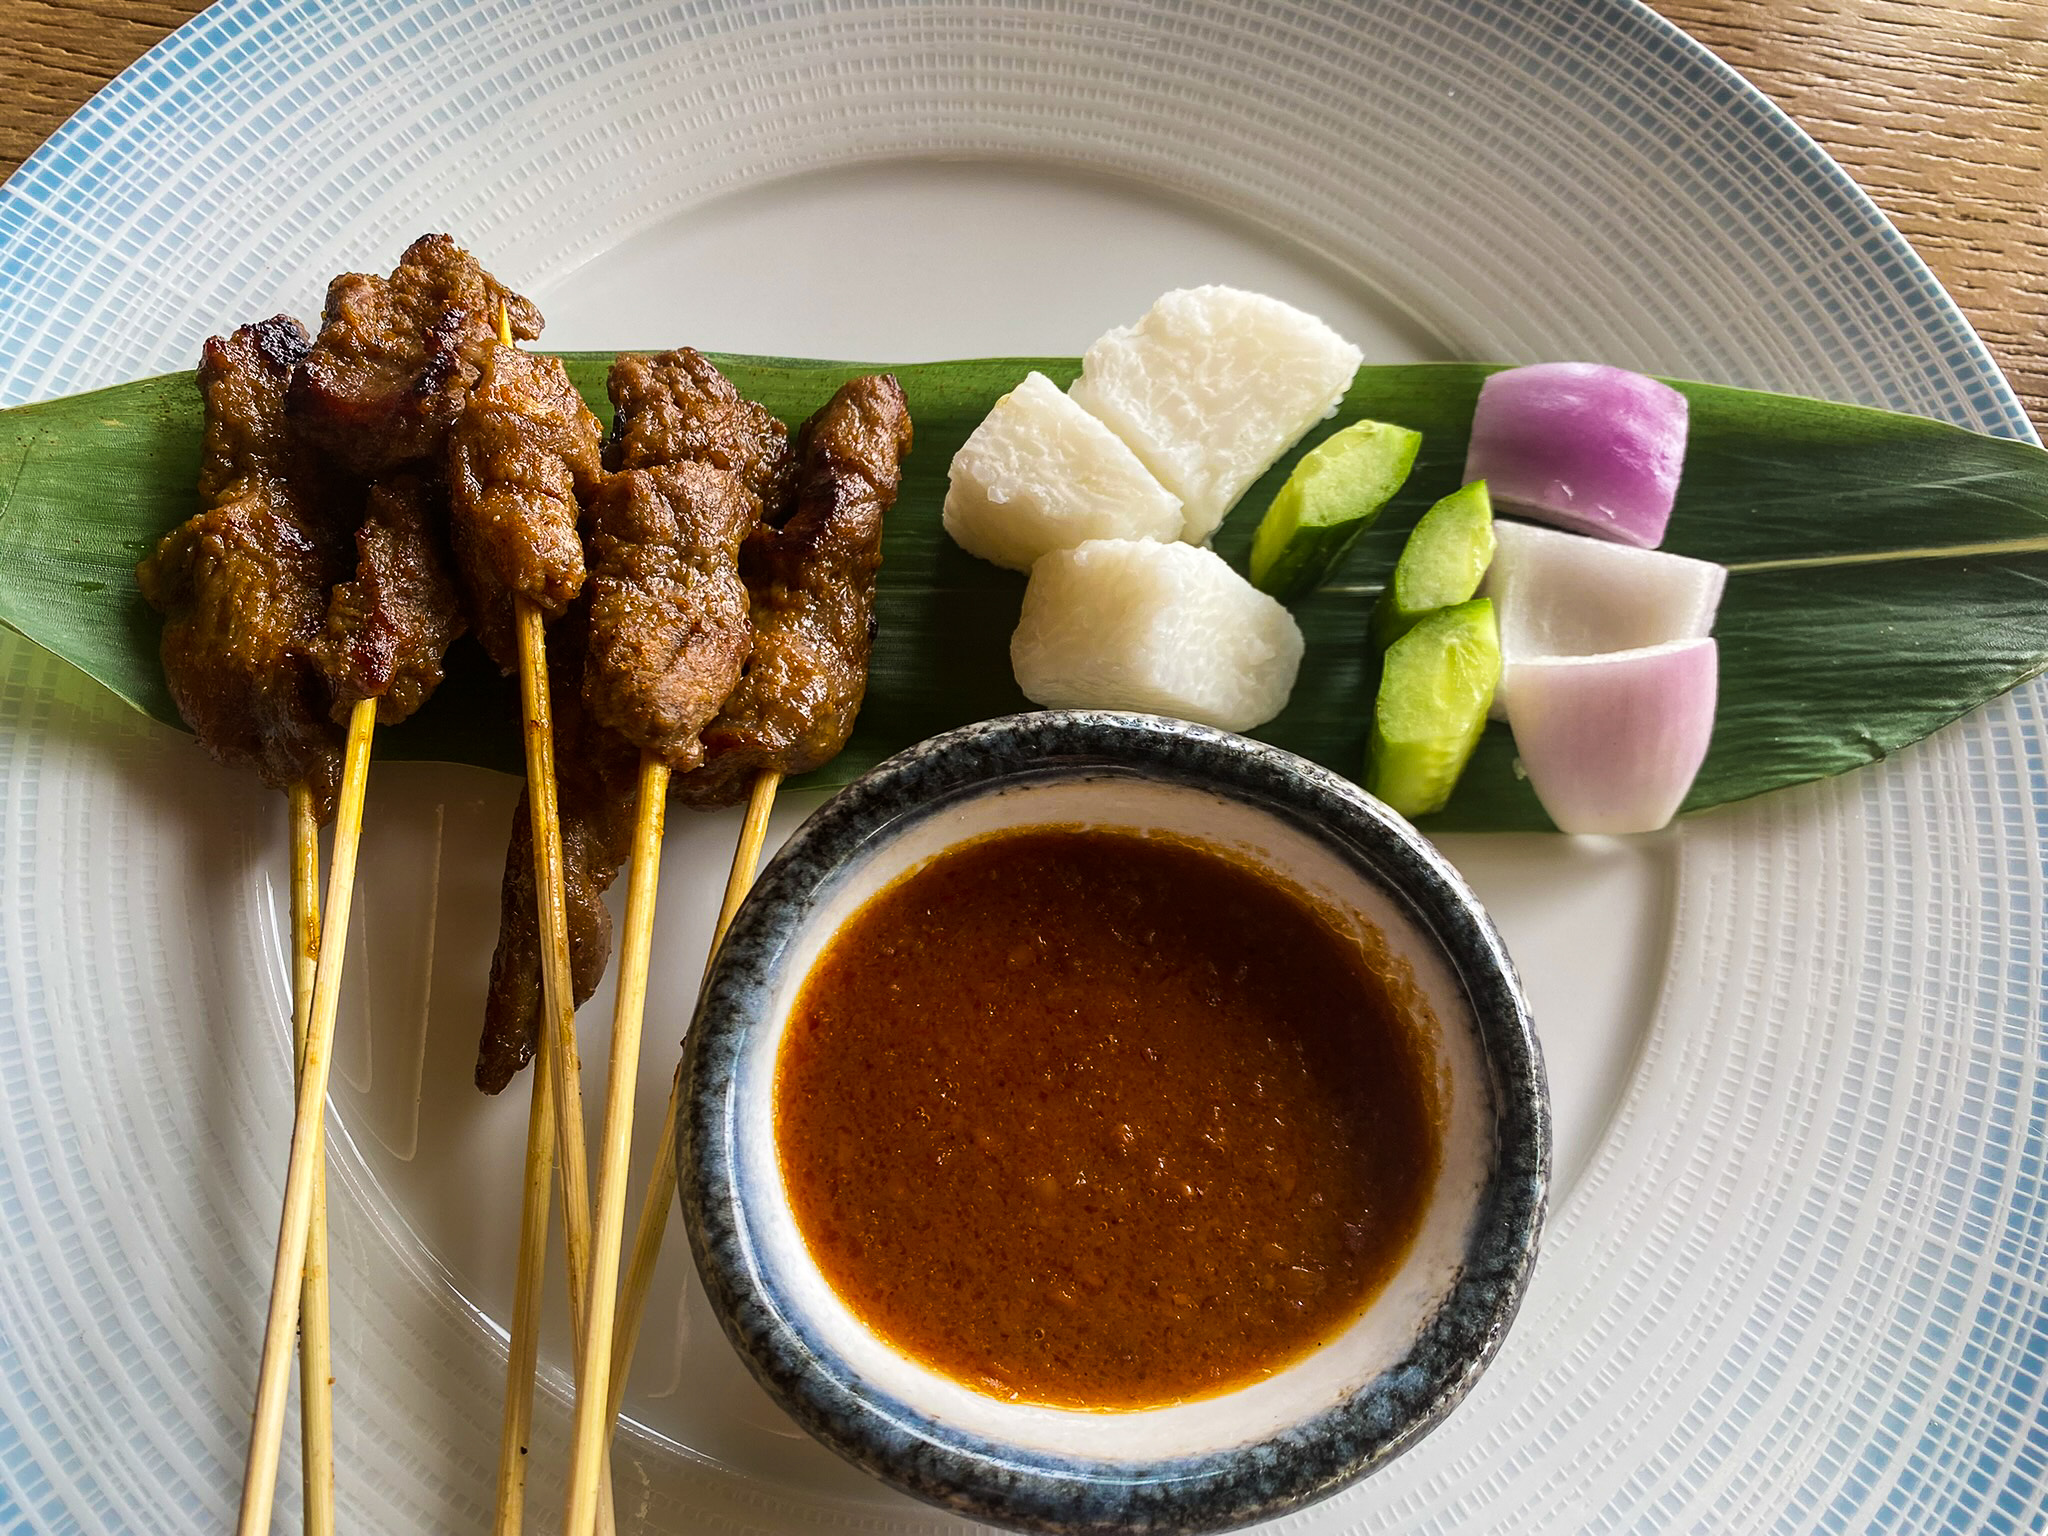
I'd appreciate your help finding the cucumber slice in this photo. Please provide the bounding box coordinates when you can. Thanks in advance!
[1366,598,1501,817]
[1248,419,1421,602]
[1370,480,1497,649]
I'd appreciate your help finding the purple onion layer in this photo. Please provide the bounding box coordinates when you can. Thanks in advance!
[1464,362,1689,548]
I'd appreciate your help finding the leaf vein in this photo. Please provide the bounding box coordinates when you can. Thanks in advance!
[1728,536,2048,573]
[0,441,32,540]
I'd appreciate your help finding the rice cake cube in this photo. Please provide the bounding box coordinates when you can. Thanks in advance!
[944,371,1184,571]
[1068,286,1363,544]
[1010,538,1305,732]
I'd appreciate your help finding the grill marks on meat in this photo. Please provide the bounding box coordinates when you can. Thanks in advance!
[290,233,543,476]
[138,318,348,819]
[304,236,526,710]
[581,464,760,769]
[603,348,795,515]
[673,373,911,809]
[197,315,329,500]
[475,606,641,1094]
[313,474,467,724]
[432,296,619,1089]
[581,349,792,768]
[447,346,603,671]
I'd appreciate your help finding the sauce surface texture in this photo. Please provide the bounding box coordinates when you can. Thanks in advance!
[774,826,1442,1409]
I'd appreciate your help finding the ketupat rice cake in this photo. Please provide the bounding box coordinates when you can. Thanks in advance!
[1010,538,1305,732]
[1067,286,1363,544]
[943,371,1184,571]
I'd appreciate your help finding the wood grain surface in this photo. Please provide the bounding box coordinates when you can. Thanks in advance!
[1661,1,2046,427]
[0,0,2041,428]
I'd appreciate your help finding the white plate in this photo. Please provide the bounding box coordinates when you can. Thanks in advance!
[1,2,2043,1531]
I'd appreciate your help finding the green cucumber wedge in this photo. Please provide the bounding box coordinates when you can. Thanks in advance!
[1249,418,1421,602]
[1366,598,1501,817]
[1370,480,1497,650]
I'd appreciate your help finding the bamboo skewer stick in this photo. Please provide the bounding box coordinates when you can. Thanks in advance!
[487,313,561,1536]
[489,1003,556,1535]
[603,768,783,1435]
[490,774,616,1535]
[604,1075,678,1427]
[287,786,336,1536]
[513,596,618,1535]
[496,307,597,1342]
[237,698,376,1536]
[513,597,600,1331]
[487,299,616,1535]
[563,753,669,1536]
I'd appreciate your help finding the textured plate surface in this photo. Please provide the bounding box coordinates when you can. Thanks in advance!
[0,1,2043,1532]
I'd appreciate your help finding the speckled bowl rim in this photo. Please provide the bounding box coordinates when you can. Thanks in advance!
[679,711,1550,1535]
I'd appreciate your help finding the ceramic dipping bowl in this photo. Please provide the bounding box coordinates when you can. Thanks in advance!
[679,711,1549,1534]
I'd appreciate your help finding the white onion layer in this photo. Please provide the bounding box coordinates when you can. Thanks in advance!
[1505,638,1718,835]
[1481,518,1725,719]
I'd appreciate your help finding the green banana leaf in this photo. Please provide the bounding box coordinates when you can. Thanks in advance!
[2,356,2045,832]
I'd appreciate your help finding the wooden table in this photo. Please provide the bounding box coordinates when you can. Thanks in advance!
[2,0,2042,428]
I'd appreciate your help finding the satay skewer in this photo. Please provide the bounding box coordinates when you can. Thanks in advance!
[600,769,782,1447]
[560,359,904,1519]
[487,300,616,1535]
[493,601,618,1534]
[237,697,376,1536]
[287,785,336,1536]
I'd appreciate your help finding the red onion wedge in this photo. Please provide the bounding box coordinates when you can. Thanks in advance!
[1506,638,1718,835]
[1481,519,1725,719]
[1465,363,1688,547]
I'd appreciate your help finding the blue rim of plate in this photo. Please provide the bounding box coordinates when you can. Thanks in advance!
[0,1,2039,1532]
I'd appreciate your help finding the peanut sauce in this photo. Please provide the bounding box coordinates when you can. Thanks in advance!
[774,826,1441,1410]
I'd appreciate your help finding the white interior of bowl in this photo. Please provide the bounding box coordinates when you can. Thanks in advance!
[724,772,1493,1462]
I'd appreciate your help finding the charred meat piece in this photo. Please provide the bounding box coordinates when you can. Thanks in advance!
[581,463,760,769]
[603,348,795,517]
[475,603,641,1094]
[289,233,543,476]
[138,318,347,818]
[312,473,467,725]
[139,503,344,814]
[672,373,911,809]
[198,315,327,501]
[478,355,784,1089]
[446,345,604,671]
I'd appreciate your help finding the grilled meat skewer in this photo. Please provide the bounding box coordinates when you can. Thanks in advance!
[313,472,467,725]
[472,363,910,1093]
[448,345,604,672]
[595,377,912,1468]
[290,232,542,477]
[473,348,784,1092]
[674,371,912,808]
[138,316,349,817]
